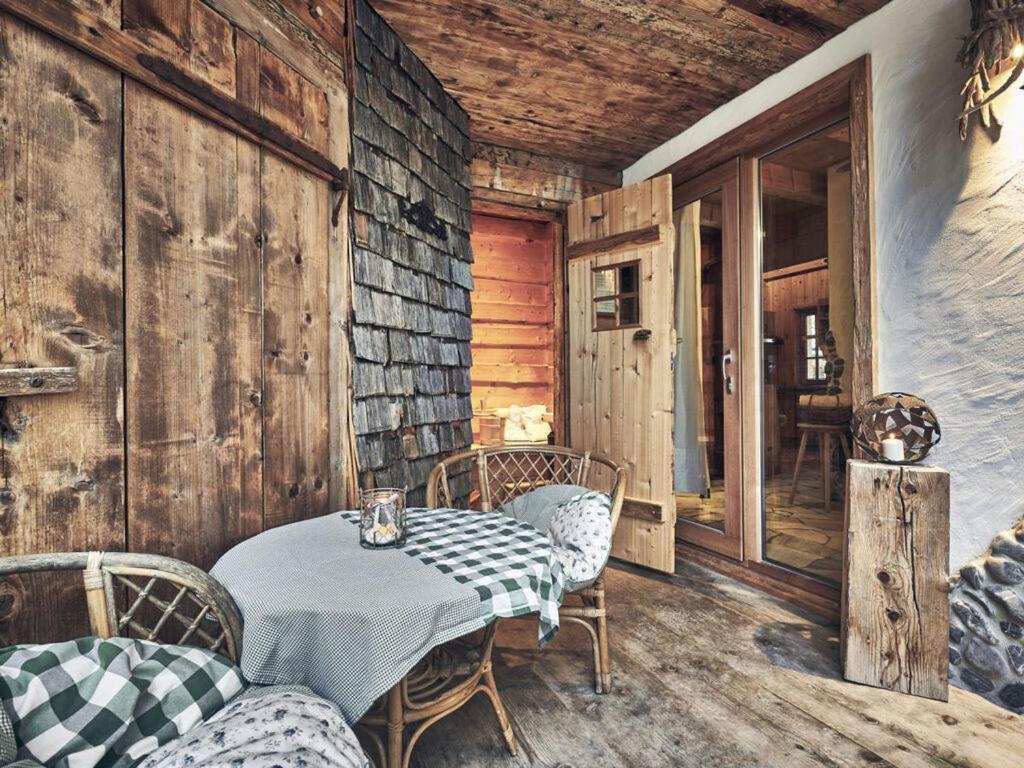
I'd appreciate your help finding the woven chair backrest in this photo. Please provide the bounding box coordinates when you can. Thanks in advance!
[427,445,627,533]
[0,552,243,662]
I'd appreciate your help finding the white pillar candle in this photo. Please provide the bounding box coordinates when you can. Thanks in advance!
[881,435,905,462]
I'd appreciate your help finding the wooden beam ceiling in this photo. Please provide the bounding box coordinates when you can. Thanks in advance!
[370,0,890,170]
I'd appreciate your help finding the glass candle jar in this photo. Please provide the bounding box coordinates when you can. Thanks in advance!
[359,488,407,548]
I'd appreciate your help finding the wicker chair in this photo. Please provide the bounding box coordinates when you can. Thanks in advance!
[0,551,244,662]
[427,445,626,693]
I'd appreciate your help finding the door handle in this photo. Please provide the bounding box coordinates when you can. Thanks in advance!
[721,349,735,395]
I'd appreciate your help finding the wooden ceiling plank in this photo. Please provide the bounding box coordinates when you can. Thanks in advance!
[369,0,891,169]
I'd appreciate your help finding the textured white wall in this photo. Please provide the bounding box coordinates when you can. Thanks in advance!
[625,0,1024,570]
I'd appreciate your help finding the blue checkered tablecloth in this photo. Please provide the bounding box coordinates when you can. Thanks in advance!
[212,508,564,723]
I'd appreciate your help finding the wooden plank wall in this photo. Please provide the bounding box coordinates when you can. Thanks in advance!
[469,215,556,438]
[0,0,353,637]
[260,152,331,530]
[762,266,829,444]
[0,14,126,641]
[124,83,265,569]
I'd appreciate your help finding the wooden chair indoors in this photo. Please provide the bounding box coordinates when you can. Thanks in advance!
[427,445,627,693]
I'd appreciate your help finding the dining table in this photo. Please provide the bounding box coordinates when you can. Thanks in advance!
[211,505,565,768]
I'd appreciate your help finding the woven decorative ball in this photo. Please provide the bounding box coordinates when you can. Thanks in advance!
[851,392,941,463]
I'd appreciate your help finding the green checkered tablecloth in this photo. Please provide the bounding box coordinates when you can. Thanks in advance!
[212,508,565,723]
[341,508,565,643]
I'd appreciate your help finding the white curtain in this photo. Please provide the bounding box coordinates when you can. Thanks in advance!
[673,203,710,495]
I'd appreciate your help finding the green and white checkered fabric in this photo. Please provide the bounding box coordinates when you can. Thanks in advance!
[342,508,565,644]
[0,636,244,768]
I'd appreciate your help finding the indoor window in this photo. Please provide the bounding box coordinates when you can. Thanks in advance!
[798,307,829,384]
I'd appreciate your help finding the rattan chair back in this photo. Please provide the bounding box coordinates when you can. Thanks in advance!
[427,445,627,534]
[0,552,243,662]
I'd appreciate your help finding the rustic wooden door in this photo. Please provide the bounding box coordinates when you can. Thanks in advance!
[567,176,676,573]
[673,161,743,560]
[0,1,349,641]
[0,14,127,641]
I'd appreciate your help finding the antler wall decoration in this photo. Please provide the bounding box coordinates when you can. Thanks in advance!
[958,0,1024,138]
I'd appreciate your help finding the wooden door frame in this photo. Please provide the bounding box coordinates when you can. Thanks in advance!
[672,159,743,560]
[468,199,568,445]
[654,56,876,614]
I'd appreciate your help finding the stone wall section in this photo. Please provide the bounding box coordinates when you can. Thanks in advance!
[950,519,1024,712]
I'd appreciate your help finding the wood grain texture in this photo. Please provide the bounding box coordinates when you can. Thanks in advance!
[261,151,331,529]
[566,224,666,261]
[0,0,342,185]
[472,143,620,211]
[0,14,125,641]
[124,82,264,571]
[567,177,675,573]
[0,368,78,398]
[370,0,890,168]
[123,0,237,97]
[842,460,950,702]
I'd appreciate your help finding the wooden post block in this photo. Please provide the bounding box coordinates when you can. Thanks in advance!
[841,460,950,701]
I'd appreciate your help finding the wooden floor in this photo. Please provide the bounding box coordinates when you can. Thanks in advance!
[677,449,844,584]
[410,562,1023,767]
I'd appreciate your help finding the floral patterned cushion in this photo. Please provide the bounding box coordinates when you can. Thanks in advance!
[547,491,613,592]
[137,688,369,768]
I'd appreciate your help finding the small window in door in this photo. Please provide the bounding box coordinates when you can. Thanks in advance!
[592,261,640,331]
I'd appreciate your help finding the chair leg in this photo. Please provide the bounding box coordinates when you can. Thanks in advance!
[789,430,810,504]
[482,666,518,755]
[821,432,832,514]
[595,580,611,694]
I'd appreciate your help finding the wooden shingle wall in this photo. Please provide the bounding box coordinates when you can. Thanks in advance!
[349,0,474,504]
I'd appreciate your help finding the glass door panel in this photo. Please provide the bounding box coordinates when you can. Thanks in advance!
[758,120,854,586]
[674,162,742,560]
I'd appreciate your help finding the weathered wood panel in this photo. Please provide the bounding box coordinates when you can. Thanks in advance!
[470,215,555,435]
[124,82,264,570]
[261,151,331,528]
[260,47,330,156]
[567,176,675,573]
[371,0,890,167]
[471,143,620,211]
[0,14,125,641]
[123,0,237,96]
[842,460,950,701]
[66,0,120,25]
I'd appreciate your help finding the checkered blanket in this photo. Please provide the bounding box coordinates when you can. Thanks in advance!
[340,508,565,643]
[0,637,244,768]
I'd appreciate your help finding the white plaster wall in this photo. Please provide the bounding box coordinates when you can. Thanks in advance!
[625,0,1024,570]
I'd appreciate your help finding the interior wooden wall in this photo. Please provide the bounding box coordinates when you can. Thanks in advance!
[470,215,556,438]
[762,266,829,444]
[0,0,352,642]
